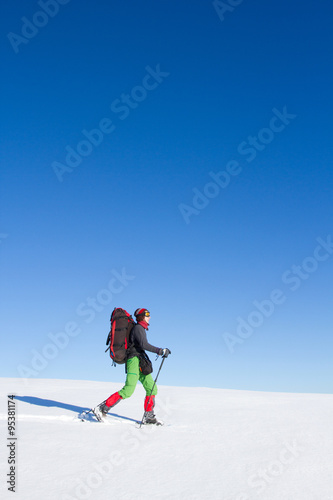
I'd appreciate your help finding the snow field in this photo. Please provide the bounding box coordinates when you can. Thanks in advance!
[0,378,332,500]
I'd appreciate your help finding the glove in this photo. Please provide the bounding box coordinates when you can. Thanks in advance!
[161,348,171,358]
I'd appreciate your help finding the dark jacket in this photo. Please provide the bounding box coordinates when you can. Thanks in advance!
[127,324,161,360]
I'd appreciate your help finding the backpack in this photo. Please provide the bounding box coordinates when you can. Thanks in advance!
[105,308,135,364]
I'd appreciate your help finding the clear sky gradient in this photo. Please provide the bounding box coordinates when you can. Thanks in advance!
[1,1,332,393]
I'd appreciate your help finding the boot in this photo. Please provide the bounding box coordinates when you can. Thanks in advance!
[143,410,158,424]
[99,402,110,417]
[143,395,162,424]
[93,402,109,421]
[94,392,122,421]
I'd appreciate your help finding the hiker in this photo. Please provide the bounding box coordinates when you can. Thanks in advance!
[94,308,171,424]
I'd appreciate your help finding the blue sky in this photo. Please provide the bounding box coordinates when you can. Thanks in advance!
[1,0,332,393]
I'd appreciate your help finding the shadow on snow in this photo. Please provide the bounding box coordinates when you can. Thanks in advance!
[14,396,138,423]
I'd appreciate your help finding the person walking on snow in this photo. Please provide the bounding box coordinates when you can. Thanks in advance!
[94,308,171,424]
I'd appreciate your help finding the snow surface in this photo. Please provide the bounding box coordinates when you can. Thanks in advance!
[0,378,332,500]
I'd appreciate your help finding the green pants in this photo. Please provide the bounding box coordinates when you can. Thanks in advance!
[118,356,157,399]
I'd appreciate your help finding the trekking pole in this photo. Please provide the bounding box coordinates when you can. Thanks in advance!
[139,356,166,428]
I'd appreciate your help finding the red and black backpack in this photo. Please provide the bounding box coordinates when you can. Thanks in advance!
[105,308,135,364]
